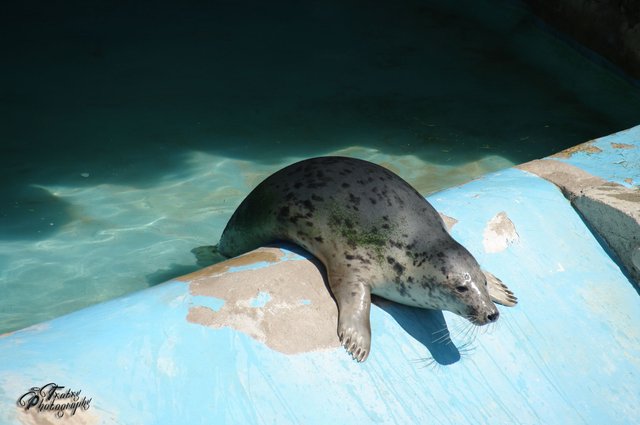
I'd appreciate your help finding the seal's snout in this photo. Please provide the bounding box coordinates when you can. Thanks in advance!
[469,304,500,325]
[486,311,499,323]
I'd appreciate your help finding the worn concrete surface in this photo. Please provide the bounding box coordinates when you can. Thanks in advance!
[518,126,640,283]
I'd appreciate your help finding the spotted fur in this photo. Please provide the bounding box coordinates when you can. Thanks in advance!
[218,156,516,362]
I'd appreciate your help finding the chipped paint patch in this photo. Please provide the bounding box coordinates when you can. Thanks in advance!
[517,159,606,196]
[228,262,277,273]
[439,212,458,230]
[611,143,635,150]
[176,248,282,282]
[191,295,225,312]
[551,141,602,158]
[186,254,339,355]
[483,212,519,253]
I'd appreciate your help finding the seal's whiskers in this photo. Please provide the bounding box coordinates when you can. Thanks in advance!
[432,326,452,345]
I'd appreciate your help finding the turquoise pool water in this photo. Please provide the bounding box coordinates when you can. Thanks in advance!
[1,0,639,334]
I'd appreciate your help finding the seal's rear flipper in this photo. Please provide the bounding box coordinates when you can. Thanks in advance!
[191,245,227,267]
[483,270,518,307]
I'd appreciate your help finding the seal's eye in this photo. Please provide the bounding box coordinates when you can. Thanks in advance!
[455,285,468,293]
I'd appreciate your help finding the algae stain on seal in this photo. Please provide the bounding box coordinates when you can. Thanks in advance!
[182,247,340,355]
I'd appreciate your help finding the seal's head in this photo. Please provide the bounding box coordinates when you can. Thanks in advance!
[421,241,499,326]
[443,265,499,326]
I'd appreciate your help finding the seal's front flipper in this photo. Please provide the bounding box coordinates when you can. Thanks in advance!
[191,245,226,267]
[328,272,372,362]
[483,270,517,307]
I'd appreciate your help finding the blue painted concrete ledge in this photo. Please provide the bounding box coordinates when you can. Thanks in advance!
[1,126,639,424]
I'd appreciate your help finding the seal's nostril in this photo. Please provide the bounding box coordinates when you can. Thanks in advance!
[487,311,499,322]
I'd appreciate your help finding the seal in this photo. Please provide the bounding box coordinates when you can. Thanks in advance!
[215,156,517,362]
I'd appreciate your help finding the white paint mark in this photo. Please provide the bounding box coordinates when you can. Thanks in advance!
[157,357,178,377]
[483,211,519,253]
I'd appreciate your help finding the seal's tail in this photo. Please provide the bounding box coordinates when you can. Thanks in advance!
[191,245,227,267]
[483,270,518,307]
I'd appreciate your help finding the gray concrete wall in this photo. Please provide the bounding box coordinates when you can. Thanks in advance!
[524,0,640,79]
